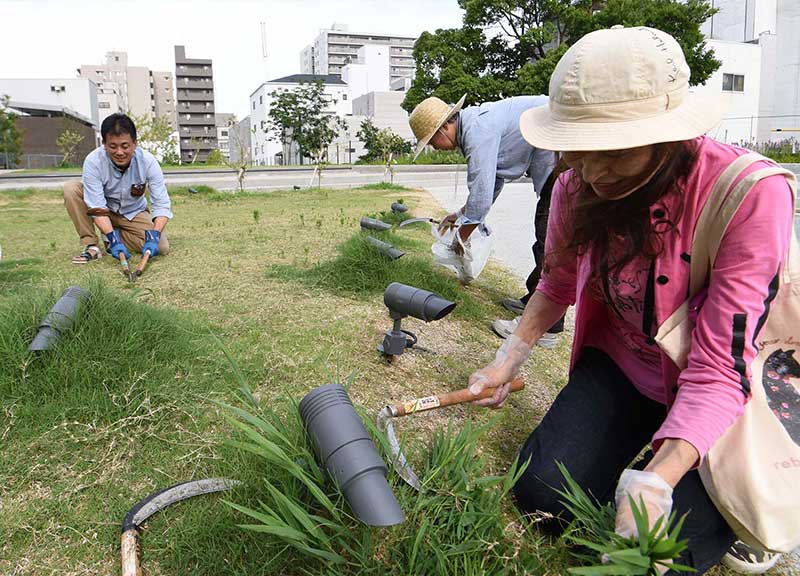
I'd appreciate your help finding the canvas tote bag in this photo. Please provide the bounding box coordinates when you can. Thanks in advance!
[654,152,800,553]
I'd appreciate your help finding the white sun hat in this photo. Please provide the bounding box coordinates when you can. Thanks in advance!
[409,94,467,160]
[519,26,727,151]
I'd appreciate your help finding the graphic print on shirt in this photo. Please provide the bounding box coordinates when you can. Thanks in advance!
[588,262,661,369]
[764,348,800,445]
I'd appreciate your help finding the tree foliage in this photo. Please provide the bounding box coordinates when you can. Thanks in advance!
[266,81,346,166]
[0,95,23,168]
[356,118,412,162]
[402,0,720,111]
[132,114,179,164]
[56,120,85,167]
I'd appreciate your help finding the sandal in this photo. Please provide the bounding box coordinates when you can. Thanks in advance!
[71,244,103,264]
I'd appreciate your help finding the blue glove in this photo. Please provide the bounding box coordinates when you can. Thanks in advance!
[105,230,130,260]
[142,229,160,257]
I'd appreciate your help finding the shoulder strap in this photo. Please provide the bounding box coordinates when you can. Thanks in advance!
[688,153,798,297]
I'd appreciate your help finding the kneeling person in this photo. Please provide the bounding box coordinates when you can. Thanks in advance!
[65,113,172,264]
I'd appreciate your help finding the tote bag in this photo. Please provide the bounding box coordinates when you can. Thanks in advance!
[655,152,800,552]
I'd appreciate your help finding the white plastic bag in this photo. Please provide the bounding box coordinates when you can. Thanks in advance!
[431,223,492,284]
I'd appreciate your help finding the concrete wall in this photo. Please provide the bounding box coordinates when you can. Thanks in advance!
[17,115,96,163]
[351,91,413,140]
[152,71,177,129]
[0,78,99,128]
[126,66,151,118]
[702,0,775,41]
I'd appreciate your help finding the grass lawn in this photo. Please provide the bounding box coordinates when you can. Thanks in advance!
[0,184,742,575]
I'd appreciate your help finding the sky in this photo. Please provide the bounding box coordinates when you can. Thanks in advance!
[0,0,464,120]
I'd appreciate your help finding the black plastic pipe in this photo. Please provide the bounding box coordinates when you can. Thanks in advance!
[360,217,392,231]
[29,286,91,351]
[299,384,404,526]
[366,236,405,260]
[383,282,456,322]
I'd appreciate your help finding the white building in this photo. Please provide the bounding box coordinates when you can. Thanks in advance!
[341,45,391,99]
[215,112,235,160]
[700,0,800,143]
[0,78,99,129]
[689,39,763,144]
[249,74,350,165]
[300,23,416,85]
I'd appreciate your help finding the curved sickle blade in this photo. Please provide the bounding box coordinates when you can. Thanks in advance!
[377,406,422,491]
[397,217,439,228]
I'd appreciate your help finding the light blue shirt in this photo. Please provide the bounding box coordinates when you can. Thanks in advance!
[457,96,556,225]
[81,146,173,221]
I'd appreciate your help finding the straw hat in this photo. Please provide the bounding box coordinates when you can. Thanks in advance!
[409,94,466,160]
[519,26,727,151]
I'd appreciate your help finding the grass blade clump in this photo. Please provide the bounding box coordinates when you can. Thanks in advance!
[554,462,694,575]
[224,397,547,574]
[266,231,484,319]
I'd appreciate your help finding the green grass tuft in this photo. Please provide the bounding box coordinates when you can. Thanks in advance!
[266,230,484,319]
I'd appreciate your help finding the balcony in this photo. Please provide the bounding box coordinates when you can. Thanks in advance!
[175,67,213,78]
[178,103,216,114]
[178,117,216,126]
[176,92,215,102]
[180,127,215,138]
[177,78,212,89]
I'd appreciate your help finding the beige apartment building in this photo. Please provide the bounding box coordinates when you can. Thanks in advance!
[78,51,177,129]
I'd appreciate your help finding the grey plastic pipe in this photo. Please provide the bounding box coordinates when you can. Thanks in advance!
[29,286,91,351]
[391,202,408,213]
[383,282,456,322]
[299,384,404,526]
[366,236,405,260]
[360,217,392,231]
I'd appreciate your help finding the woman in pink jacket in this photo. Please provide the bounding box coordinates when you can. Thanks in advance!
[468,26,795,574]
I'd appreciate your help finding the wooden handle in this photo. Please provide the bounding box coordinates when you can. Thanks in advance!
[136,250,151,274]
[393,377,525,417]
[119,253,129,268]
[121,529,141,576]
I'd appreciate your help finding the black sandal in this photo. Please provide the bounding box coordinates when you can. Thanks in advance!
[71,244,103,264]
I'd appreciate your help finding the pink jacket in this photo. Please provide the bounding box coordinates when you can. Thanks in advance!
[538,137,795,460]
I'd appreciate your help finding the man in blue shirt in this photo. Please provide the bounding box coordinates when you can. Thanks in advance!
[409,95,563,347]
[64,113,172,264]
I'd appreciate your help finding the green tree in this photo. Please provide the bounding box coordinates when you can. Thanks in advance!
[56,119,85,167]
[266,81,347,170]
[132,114,179,164]
[0,95,22,169]
[403,0,720,111]
[206,149,225,165]
[356,118,412,163]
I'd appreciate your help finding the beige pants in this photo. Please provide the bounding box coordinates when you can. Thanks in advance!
[63,179,170,254]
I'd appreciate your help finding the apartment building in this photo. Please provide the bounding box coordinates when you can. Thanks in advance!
[78,51,176,129]
[174,45,216,163]
[215,112,235,160]
[300,23,416,85]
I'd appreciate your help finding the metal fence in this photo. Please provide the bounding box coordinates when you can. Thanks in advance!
[0,153,66,170]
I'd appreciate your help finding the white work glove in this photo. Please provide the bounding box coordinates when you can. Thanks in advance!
[614,469,673,539]
[438,211,459,234]
[468,334,532,408]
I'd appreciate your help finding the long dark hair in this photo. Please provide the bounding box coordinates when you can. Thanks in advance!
[547,140,699,287]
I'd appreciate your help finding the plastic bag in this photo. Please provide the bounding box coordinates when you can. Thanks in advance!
[431,223,492,284]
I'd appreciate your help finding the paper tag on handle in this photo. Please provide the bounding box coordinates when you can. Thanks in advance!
[403,395,440,415]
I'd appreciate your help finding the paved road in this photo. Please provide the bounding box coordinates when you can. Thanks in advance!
[0,165,467,193]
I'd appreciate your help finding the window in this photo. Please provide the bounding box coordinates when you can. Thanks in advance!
[114,56,119,61]
[50,85,65,92]
[722,73,745,92]
[221,130,228,137]
[205,113,212,119]
[99,102,111,109]
[252,100,256,110]
[342,94,347,100]
[259,95,263,104]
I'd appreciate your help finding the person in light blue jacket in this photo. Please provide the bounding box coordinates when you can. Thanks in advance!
[409,94,563,347]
